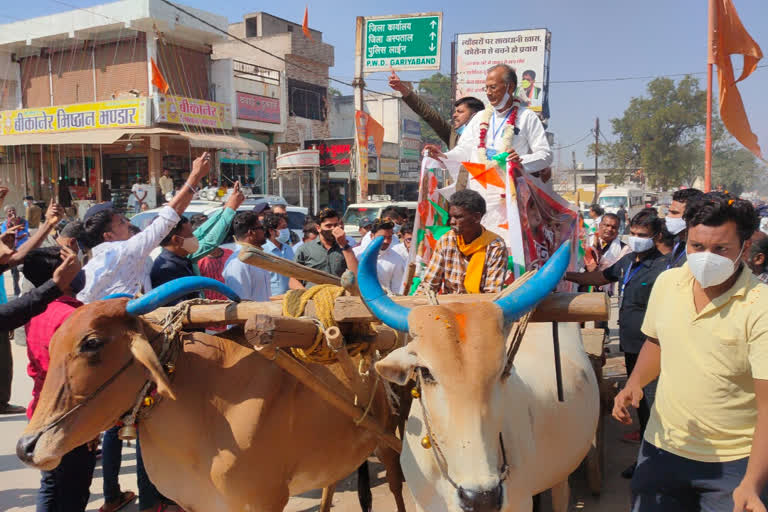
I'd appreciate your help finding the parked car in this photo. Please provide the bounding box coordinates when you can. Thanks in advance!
[342,200,418,240]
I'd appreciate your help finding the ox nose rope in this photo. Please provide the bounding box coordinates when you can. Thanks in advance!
[415,375,509,493]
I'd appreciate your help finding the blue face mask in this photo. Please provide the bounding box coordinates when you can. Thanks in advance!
[70,270,86,294]
[277,228,291,243]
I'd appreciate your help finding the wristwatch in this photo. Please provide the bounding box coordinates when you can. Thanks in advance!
[341,243,351,251]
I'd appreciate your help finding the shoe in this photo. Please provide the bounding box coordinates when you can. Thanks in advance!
[621,463,636,479]
[622,430,641,443]
[0,403,27,415]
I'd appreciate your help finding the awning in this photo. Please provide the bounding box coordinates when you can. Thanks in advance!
[178,133,268,152]
[0,127,180,146]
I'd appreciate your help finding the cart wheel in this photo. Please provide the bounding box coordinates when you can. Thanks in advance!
[586,414,605,496]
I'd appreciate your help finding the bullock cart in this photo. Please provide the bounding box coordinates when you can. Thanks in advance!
[141,246,612,506]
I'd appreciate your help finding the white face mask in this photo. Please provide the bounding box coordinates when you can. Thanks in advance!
[181,236,199,254]
[277,228,291,243]
[665,216,687,235]
[493,87,512,112]
[687,246,744,288]
[627,235,655,253]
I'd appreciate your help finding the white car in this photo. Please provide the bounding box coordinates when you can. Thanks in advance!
[342,200,417,241]
[130,200,308,260]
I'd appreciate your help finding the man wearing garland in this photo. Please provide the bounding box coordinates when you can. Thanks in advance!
[426,63,553,244]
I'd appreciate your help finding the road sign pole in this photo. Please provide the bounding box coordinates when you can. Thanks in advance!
[353,15,365,204]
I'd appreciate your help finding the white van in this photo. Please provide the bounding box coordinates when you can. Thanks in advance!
[342,200,418,241]
[597,187,645,219]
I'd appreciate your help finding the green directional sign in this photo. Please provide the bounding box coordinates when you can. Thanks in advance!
[363,13,442,72]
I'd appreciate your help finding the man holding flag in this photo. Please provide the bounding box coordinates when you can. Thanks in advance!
[425,63,552,247]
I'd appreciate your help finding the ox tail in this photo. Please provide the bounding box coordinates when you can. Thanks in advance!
[357,461,372,512]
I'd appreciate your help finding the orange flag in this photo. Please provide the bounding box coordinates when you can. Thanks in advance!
[302,6,313,41]
[150,58,169,94]
[712,0,764,158]
[463,162,505,189]
[367,115,385,157]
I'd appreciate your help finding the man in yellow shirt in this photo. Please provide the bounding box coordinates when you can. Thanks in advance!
[613,193,768,511]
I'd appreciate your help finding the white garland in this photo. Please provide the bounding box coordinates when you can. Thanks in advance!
[475,101,519,166]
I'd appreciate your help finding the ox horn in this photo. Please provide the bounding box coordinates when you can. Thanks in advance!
[358,235,411,332]
[494,240,572,323]
[125,276,241,316]
[129,331,176,400]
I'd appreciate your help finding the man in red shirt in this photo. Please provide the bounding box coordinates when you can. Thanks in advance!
[23,246,96,512]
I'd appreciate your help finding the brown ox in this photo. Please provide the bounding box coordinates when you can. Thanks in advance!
[17,278,404,512]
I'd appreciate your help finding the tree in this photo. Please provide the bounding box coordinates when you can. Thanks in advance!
[415,72,452,146]
[593,76,707,189]
[328,87,342,97]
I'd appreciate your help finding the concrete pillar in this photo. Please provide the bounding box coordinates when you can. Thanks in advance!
[148,136,163,188]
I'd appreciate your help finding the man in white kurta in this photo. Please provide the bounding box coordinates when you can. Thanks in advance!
[429,64,552,244]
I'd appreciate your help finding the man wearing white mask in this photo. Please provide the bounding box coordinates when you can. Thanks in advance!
[262,212,298,295]
[614,194,768,511]
[663,188,703,269]
[425,64,552,242]
[565,208,668,477]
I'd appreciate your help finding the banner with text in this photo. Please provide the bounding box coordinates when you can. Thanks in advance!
[1,98,149,135]
[455,28,549,112]
[155,94,232,130]
[236,92,280,124]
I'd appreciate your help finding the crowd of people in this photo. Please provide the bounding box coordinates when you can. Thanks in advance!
[1,61,767,512]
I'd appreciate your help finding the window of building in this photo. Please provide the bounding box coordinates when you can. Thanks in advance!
[288,79,327,121]
[580,175,596,185]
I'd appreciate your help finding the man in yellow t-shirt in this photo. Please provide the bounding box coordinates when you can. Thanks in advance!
[613,194,768,511]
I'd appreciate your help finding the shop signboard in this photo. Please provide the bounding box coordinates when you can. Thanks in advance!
[276,149,320,169]
[402,118,421,137]
[0,98,149,135]
[400,136,422,160]
[380,157,400,181]
[236,92,280,124]
[363,13,442,72]
[305,139,353,171]
[155,94,232,130]
[399,159,420,180]
[455,28,549,112]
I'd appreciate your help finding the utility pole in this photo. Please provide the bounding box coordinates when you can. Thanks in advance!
[594,118,600,201]
[353,16,366,203]
[571,150,577,193]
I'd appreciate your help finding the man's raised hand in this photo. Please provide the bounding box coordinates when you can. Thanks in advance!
[388,70,412,96]
[225,181,245,211]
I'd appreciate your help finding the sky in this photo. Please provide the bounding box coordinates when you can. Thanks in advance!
[4,0,768,181]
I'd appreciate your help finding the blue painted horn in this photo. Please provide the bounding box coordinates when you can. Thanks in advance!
[358,235,572,330]
[494,240,572,323]
[125,276,241,317]
[358,236,411,332]
[102,293,134,300]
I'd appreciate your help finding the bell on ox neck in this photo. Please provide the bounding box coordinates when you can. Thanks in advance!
[118,424,138,441]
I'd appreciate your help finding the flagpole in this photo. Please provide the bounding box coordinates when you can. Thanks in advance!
[704,0,715,192]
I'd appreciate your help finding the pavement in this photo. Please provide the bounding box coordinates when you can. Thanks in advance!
[0,272,638,511]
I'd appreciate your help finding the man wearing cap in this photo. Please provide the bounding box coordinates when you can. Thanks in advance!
[77,153,212,303]
[358,217,374,240]
[353,219,406,294]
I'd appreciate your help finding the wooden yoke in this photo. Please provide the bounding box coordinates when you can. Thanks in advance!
[238,246,341,285]
[144,292,609,327]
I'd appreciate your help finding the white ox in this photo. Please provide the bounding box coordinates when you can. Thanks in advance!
[358,238,600,512]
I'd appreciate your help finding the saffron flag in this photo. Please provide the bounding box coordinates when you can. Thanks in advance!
[367,115,385,157]
[712,0,764,158]
[462,162,505,189]
[150,58,169,94]
[302,6,313,41]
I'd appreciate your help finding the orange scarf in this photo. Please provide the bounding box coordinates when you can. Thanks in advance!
[457,229,499,294]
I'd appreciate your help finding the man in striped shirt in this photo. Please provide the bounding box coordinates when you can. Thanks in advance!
[419,190,507,295]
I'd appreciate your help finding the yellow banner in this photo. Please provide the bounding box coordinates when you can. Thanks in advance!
[155,94,231,130]
[0,98,149,135]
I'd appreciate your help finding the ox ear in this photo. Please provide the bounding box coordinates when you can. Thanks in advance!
[375,347,419,385]
[129,333,176,400]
